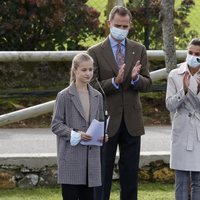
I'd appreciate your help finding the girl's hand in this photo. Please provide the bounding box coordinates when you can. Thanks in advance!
[79,131,92,141]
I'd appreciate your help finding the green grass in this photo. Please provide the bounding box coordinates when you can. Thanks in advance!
[87,0,107,23]
[175,0,200,36]
[0,182,174,200]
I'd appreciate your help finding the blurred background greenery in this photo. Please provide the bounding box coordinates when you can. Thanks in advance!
[0,0,199,51]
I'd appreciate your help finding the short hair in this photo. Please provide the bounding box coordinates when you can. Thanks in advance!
[109,6,132,21]
[70,53,93,83]
[188,38,200,46]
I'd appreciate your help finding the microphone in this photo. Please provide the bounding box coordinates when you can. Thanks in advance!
[95,78,109,145]
[197,58,200,63]
[95,78,108,116]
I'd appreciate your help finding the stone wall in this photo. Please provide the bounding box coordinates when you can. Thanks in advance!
[0,165,57,189]
[0,160,174,189]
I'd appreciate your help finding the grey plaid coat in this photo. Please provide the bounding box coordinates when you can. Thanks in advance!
[51,82,104,187]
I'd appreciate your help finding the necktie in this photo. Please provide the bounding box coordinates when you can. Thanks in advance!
[116,43,124,67]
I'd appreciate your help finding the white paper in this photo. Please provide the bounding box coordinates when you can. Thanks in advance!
[80,117,109,146]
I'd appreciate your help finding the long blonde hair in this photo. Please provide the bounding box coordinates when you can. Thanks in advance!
[70,53,94,83]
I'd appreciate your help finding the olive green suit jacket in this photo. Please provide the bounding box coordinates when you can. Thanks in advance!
[88,37,152,137]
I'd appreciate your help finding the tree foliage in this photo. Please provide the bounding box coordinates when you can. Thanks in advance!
[127,0,198,49]
[0,0,102,50]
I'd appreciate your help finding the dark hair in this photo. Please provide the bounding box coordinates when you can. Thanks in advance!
[188,38,200,46]
[70,53,93,83]
[109,6,132,21]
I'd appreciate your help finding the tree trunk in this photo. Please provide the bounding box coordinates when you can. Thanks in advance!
[105,0,124,35]
[160,0,177,73]
[144,0,150,49]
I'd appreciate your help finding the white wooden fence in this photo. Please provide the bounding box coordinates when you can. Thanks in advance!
[0,50,187,126]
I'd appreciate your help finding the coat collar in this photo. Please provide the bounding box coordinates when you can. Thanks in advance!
[68,82,99,122]
[178,61,200,75]
[177,62,200,94]
[177,62,188,75]
[101,37,135,79]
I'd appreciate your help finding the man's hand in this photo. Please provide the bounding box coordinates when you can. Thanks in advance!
[98,134,109,143]
[131,60,141,80]
[183,71,190,94]
[115,64,125,84]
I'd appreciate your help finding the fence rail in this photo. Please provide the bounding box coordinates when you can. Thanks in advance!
[0,50,186,126]
[0,50,187,62]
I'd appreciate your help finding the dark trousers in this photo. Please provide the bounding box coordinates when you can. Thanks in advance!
[62,184,94,200]
[94,118,141,200]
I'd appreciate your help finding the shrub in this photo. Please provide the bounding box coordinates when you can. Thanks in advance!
[127,0,198,49]
[0,0,103,50]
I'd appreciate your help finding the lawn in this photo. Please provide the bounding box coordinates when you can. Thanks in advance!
[175,0,200,36]
[0,182,175,200]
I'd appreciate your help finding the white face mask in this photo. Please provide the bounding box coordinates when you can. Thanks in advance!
[110,26,129,41]
[186,54,200,68]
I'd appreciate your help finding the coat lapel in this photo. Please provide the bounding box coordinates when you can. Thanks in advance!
[69,83,99,123]
[124,39,135,79]
[88,85,98,122]
[101,38,119,76]
[101,38,135,79]
[178,62,200,95]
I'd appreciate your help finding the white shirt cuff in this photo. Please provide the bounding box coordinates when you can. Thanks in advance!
[131,75,140,85]
[70,130,81,146]
[112,77,119,89]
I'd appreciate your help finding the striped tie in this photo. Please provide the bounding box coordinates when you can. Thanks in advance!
[116,43,124,67]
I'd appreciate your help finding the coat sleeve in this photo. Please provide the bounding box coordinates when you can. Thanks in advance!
[166,71,187,112]
[51,92,72,141]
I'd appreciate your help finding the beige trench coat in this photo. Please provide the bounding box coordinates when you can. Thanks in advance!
[166,62,200,171]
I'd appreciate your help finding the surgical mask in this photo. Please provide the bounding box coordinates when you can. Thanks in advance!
[186,54,200,68]
[110,26,129,41]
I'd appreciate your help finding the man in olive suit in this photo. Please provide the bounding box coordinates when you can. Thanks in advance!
[88,5,152,200]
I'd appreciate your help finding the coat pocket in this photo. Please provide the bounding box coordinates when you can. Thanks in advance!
[172,113,185,137]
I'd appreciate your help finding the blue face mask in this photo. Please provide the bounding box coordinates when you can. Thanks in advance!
[186,54,200,68]
[110,26,129,41]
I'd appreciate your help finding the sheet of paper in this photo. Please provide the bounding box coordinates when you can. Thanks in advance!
[80,117,109,146]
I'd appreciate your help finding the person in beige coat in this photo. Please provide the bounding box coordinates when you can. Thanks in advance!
[166,38,200,200]
[51,53,106,200]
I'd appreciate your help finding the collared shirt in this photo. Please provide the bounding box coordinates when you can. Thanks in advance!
[109,35,126,63]
[109,35,140,89]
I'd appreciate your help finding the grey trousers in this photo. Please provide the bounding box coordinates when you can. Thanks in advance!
[175,170,200,200]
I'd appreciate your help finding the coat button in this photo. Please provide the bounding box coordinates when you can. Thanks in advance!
[188,113,192,117]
